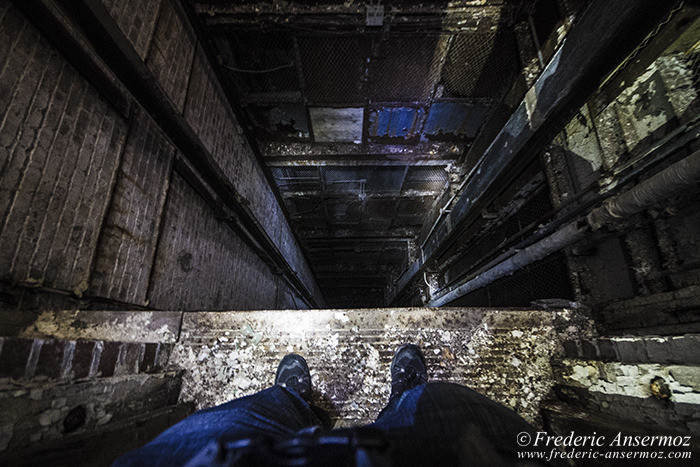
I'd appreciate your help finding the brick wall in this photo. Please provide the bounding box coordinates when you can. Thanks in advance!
[145,0,195,112]
[0,335,180,453]
[148,173,279,310]
[0,1,323,314]
[89,109,174,304]
[0,337,172,381]
[99,0,161,60]
[0,3,128,294]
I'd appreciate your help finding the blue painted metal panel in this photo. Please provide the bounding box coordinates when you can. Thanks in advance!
[423,102,490,139]
[369,107,419,139]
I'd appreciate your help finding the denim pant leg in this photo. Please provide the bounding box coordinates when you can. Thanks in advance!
[114,385,321,467]
[372,382,542,465]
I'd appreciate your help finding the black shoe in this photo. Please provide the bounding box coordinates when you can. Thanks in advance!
[275,354,312,399]
[390,344,428,397]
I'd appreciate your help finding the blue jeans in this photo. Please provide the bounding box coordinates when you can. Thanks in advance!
[115,383,544,466]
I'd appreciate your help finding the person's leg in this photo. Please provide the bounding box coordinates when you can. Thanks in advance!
[115,355,321,466]
[373,382,542,464]
[371,345,547,465]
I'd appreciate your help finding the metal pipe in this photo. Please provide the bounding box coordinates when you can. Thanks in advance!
[428,149,700,307]
[587,149,700,228]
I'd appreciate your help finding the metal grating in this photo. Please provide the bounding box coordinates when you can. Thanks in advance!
[440,29,519,98]
[322,166,406,194]
[198,9,525,307]
[221,31,300,95]
[446,183,553,288]
[212,25,520,142]
[369,34,440,102]
[298,35,369,105]
[450,253,573,307]
[272,167,321,191]
[402,166,449,192]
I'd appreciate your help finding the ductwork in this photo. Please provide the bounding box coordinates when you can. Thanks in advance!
[587,149,700,229]
[428,149,700,307]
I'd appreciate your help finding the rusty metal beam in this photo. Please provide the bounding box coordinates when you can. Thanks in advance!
[298,228,418,239]
[282,190,440,198]
[261,141,464,159]
[390,0,677,305]
[192,2,511,30]
[266,157,455,167]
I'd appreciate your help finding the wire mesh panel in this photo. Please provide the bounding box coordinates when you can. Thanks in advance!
[516,188,552,230]
[321,166,406,194]
[298,35,369,105]
[450,286,490,307]
[445,175,552,290]
[488,253,573,306]
[369,34,440,102]
[401,166,449,193]
[396,198,432,226]
[440,29,519,98]
[450,253,573,307]
[221,31,300,95]
[271,167,321,192]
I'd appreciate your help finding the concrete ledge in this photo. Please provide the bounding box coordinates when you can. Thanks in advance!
[172,307,590,427]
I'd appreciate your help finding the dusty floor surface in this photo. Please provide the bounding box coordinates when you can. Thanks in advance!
[169,307,592,427]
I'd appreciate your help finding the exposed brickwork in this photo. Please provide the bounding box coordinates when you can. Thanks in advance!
[544,51,700,337]
[97,341,120,378]
[0,338,32,379]
[100,0,162,60]
[0,3,321,312]
[179,44,319,298]
[0,5,127,293]
[146,0,196,112]
[140,343,158,373]
[561,335,700,365]
[89,109,174,304]
[0,337,171,384]
[147,173,279,310]
[115,343,142,376]
[34,340,64,379]
[554,359,700,435]
[72,341,96,379]
[183,45,246,185]
[155,343,172,372]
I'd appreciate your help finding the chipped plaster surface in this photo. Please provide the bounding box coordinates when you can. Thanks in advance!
[655,54,699,120]
[603,54,698,153]
[564,103,603,172]
[555,358,700,433]
[558,359,700,404]
[169,308,592,427]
